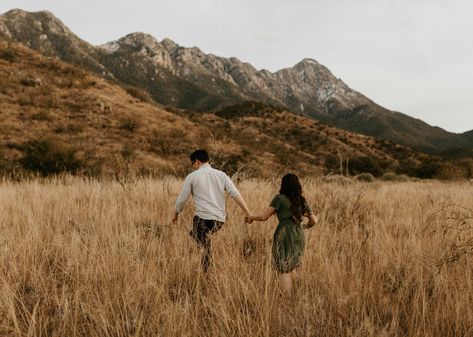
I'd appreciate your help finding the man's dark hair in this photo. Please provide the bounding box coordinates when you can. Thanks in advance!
[190,149,209,163]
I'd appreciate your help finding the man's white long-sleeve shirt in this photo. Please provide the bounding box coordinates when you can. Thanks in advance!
[175,163,240,222]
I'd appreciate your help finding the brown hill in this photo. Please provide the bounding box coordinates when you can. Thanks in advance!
[1,41,466,179]
[0,41,209,176]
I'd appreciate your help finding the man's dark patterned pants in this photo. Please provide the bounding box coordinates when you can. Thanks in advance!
[190,215,224,272]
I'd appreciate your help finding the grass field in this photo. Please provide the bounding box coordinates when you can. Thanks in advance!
[0,176,472,337]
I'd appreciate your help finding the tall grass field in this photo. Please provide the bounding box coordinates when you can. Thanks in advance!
[0,176,472,336]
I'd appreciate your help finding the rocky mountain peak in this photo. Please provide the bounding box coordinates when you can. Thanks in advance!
[298,58,321,67]
[112,32,166,60]
[4,9,69,32]
[118,32,159,48]
[0,9,75,43]
[1,9,110,77]
[292,58,331,76]
[4,8,28,17]
[161,37,178,51]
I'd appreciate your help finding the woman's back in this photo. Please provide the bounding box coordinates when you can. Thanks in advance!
[270,194,311,225]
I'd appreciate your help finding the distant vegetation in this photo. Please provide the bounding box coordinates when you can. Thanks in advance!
[18,138,84,176]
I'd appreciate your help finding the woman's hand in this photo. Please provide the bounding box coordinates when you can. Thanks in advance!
[304,222,315,229]
[304,213,318,229]
[244,215,254,224]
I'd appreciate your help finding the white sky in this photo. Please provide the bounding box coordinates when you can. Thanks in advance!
[1,0,472,133]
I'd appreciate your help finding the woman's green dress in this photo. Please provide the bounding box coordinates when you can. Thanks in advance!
[270,194,313,273]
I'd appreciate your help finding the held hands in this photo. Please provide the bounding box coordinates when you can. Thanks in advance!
[244,215,254,224]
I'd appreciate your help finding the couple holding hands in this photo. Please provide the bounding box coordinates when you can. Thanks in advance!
[172,150,318,295]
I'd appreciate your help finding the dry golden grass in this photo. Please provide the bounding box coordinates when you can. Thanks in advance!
[0,176,472,336]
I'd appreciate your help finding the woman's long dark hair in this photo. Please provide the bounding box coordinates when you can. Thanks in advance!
[279,173,306,223]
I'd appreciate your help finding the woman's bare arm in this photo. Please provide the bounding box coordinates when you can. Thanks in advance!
[304,212,318,229]
[246,207,276,223]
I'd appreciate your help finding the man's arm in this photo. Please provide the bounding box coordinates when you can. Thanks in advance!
[172,176,192,224]
[233,194,251,216]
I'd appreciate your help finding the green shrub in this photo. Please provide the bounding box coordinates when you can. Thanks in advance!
[395,159,417,176]
[356,173,375,182]
[324,155,340,175]
[120,144,135,161]
[383,172,410,182]
[124,85,153,103]
[20,78,41,87]
[396,174,410,182]
[19,97,33,106]
[31,111,53,121]
[415,159,442,179]
[0,149,8,174]
[382,172,397,181]
[120,116,140,132]
[349,156,383,177]
[0,49,16,62]
[19,139,83,176]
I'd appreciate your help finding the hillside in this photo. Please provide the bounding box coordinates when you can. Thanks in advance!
[0,9,472,155]
[462,130,473,143]
[0,41,449,178]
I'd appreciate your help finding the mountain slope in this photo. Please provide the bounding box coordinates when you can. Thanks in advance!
[462,130,473,143]
[0,41,442,178]
[1,9,471,155]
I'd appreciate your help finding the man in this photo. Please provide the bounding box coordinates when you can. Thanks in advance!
[172,149,251,272]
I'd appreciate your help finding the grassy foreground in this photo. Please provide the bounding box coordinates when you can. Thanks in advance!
[0,176,472,337]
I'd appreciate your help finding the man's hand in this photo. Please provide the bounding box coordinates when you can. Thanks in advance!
[244,215,253,224]
[171,212,179,225]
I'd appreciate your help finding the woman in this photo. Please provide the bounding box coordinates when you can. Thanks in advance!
[246,173,317,295]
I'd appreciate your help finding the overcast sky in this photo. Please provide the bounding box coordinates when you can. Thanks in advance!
[1,0,472,133]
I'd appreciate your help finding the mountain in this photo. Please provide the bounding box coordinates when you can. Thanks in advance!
[97,33,247,111]
[97,33,472,154]
[462,130,473,143]
[441,130,473,159]
[0,9,108,75]
[0,10,242,111]
[1,9,472,155]
[0,41,441,178]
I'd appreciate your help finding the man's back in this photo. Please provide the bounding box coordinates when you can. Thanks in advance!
[175,163,240,222]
